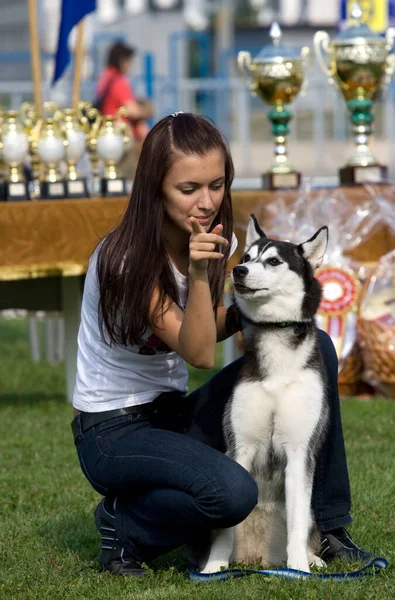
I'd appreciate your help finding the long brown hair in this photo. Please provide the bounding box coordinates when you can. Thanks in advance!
[97,113,234,346]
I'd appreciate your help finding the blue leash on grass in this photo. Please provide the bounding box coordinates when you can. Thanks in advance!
[189,556,388,583]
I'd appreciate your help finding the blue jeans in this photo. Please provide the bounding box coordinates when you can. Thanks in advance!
[73,330,351,562]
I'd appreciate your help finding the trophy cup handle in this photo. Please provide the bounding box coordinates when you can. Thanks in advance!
[43,101,61,119]
[76,102,93,134]
[20,102,38,127]
[121,123,132,150]
[382,53,395,93]
[299,46,313,97]
[116,106,128,120]
[314,31,335,82]
[115,108,132,148]
[112,108,132,155]
[382,28,395,93]
[76,101,94,127]
[32,117,43,140]
[86,107,102,138]
[237,51,256,94]
[385,26,395,50]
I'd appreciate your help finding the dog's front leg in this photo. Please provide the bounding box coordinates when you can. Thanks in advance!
[200,527,234,573]
[284,445,312,573]
[200,444,256,574]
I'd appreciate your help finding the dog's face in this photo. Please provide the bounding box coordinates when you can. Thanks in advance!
[232,215,328,322]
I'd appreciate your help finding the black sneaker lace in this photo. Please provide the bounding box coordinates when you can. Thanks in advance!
[320,537,330,557]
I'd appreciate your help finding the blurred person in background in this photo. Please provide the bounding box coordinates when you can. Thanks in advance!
[96,41,153,180]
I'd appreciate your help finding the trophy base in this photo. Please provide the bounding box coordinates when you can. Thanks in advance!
[101,178,127,197]
[40,180,66,200]
[4,181,30,201]
[262,171,301,190]
[65,178,89,198]
[339,164,388,186]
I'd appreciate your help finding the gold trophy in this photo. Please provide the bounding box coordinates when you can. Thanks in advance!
[82,104,102,197]
[20,102,41,199]
[1,110,30,201]
[35,117,67,199]
[60,108,89,197]
[95,108,131,196]
[0,105,5,200]
[314,2,395,185]
[238,23,311,190]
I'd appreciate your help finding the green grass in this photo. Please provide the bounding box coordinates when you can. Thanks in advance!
[0,315,394,600]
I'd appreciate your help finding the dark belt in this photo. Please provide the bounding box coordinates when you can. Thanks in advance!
[71,404,152,442]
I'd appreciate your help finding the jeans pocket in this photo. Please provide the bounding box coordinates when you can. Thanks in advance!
[77,442,109,496]
[94,413,149,456]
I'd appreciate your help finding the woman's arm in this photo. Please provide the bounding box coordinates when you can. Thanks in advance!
[149,221,228,369]
[216,303,241,342]
[114,77,153,120]
[124,99,153,121]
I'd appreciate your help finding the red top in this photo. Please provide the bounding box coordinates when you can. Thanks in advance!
[96,66,148,141]
[96,66,136,116]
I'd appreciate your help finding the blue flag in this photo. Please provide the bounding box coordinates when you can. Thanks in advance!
[52,0,96,85]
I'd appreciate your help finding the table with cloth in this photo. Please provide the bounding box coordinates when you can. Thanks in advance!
[0,187,394,402]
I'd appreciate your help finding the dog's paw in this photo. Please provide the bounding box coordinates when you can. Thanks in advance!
[309,554,326,569]
[200,560,229,574]
[287,556,310,573]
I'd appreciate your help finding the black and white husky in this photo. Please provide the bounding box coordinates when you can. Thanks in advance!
[201,215,330,574]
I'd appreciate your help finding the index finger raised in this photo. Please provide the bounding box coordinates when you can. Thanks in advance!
[190,218,206,234]
[203,233,229,246]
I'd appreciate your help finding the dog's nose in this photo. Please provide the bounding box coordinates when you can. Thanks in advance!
[233,265,248,278]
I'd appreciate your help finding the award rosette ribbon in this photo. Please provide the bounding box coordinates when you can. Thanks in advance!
[315,265,360,370]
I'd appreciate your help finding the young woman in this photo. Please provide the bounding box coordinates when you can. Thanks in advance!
[72,113,371,577]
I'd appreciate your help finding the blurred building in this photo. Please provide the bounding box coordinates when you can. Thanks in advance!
[0,0,344,84]
[0,0,31,81]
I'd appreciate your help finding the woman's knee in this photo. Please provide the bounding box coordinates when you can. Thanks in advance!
[214,461,258,526]
[318,329,338,376]
[317,329,341,414]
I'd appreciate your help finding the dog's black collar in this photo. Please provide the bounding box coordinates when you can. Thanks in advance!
[274,321,301,328]
[240,312,311,330]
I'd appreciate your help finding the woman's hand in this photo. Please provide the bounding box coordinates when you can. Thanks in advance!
[189,219,228,276]
[149,218,227,369]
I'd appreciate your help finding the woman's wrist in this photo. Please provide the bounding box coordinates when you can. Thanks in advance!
[188,264,209,280]
[225,304,241,335]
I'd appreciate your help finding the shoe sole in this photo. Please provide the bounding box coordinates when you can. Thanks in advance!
[100,563,147,577]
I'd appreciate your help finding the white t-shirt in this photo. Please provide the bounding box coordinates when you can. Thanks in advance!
[73,234,237,413]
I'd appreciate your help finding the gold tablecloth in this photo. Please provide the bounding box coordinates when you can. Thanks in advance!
[0,197,127,281]
[0,187,394,282]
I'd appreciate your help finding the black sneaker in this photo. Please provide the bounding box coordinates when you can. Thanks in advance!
[320,527,373,563]
[94,498,146,577]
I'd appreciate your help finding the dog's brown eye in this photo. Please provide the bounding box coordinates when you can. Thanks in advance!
[243,254,251,263]
[267,257,281,266]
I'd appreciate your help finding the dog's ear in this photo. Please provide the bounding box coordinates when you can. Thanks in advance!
[245,214,266,251]
[298,226,328,270]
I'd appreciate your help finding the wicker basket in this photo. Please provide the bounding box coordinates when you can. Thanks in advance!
[338,342,365,397]
[357,251,395,399]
